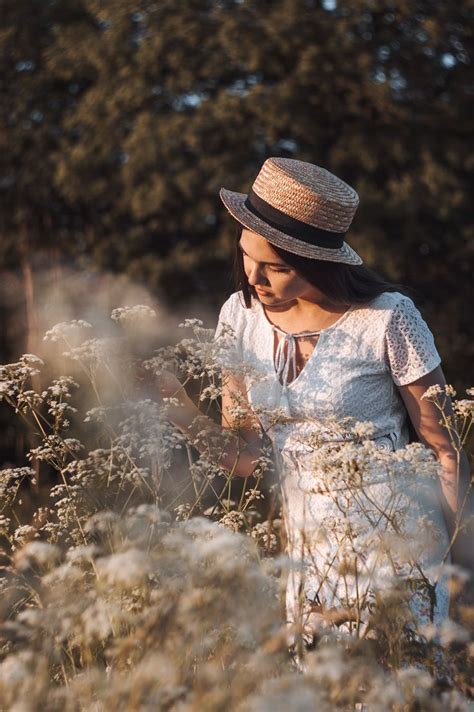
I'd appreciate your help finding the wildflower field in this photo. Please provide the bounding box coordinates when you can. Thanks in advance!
[0,307,472,711]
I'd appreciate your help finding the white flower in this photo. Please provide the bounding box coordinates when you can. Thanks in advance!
[0,651,36,686]
[437,618,470,646]
[96,548,151,587]
[218,510,246,532]
[0,467,36,487]
[14,541,61,571]
[43,320,92,343]
[351,420,377,439]
[12,524,38,545]
[162,396,181,407]
[41,563,84,587]
[453,399,474,419]
[178,318,203,328]
[28,435,83,463]
[174,503,192,520]
[199,384,222,402]
[420,384,444,400]
[62,336,124,368]
[110,304,156,324]
[81,599,117,641]
[250,522,279,553]
[66,544,101,565]
[41,376,79,400]
[0,515,11,535]
[20,354,44,366]
[83,406,111,423]
[0,356,44,402]
[421,383,456,400]
[84,510,120,536]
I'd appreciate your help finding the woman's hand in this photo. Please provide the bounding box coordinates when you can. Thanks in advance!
[135,365,191,405]
[154,369,192,406]
[134,365,199,432]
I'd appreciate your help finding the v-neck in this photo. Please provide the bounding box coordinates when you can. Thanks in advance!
[255,299,356,389]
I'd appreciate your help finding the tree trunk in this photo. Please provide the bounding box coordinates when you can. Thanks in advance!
[21,251,38,358]
[20,233,40,490]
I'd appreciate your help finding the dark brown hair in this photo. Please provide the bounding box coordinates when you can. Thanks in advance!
[232,227,416,308]
[231,227,421,443]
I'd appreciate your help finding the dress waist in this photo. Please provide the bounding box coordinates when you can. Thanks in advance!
[274,431,398,457]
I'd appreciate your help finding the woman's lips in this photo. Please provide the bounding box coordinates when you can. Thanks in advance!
[255,287,272,296]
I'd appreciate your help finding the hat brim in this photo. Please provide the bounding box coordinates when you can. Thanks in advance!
[220,188,363,265]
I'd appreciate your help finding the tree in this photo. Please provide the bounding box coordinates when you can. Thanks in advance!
[1,0,472,387]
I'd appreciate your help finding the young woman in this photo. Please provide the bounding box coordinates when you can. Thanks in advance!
[155,158,472,643]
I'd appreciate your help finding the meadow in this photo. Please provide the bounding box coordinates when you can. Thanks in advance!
[0,306,472,711]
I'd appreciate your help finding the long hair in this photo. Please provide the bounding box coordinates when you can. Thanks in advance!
[231,227,420,443]
[232,227,417,308]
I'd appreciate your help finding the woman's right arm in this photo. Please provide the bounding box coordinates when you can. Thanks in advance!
[159,368,264,479]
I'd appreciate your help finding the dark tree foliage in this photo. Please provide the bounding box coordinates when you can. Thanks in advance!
[0,0,472,389]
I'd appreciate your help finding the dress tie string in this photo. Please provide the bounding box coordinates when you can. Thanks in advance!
[271,324,321,389]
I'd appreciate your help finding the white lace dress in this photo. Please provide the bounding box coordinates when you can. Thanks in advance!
[214,290,450,641]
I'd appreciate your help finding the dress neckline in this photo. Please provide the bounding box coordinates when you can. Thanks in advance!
[256,298,356,336]
[255,299,356,389]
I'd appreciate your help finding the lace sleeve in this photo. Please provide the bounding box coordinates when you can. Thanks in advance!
[385,296,441,386]
[213,293,242,371]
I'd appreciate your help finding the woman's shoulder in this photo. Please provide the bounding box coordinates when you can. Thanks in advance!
[215,290,257,334]
[356,291,418,324]
[217,290,258,319]
[219,289,245,310]
[214,291,258,364]
[355,291,438,355]
[350,291,421,342]
[363,290,413,311]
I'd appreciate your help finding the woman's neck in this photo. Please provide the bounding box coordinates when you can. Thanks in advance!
[262,299,352,333]
[264,297,351,317]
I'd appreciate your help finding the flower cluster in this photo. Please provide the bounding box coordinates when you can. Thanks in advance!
[421,383,473,449]
[0,312,471,708]
[43,319,92,343]
[111,304,157,324]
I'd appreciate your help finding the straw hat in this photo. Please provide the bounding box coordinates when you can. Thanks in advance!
[220,157,362,265]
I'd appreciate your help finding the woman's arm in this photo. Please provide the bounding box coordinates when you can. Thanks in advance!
[397,365,473,572]
[153,369,264,479]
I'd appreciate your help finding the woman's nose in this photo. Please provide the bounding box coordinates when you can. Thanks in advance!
[247,264,269,286]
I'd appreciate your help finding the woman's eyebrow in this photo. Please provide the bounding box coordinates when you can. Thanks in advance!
[238,240,288,267]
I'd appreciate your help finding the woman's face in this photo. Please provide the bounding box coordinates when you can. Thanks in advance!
[239,229,326,306]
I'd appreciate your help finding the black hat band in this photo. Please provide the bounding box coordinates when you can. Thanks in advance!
[244,189,345,249]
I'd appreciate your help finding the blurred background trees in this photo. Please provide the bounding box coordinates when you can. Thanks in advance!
[1,0,472,460]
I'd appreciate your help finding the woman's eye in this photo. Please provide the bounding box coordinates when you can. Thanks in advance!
[242,251,289,273]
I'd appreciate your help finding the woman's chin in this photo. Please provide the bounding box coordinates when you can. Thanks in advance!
[255,289,273,299]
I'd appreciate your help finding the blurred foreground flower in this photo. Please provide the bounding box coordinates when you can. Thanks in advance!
[0,316,472,708]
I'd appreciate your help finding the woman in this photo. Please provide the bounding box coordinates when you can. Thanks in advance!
[155,158,472,645]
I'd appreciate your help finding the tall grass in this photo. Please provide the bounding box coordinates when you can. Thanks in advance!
[0,307,472,710]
